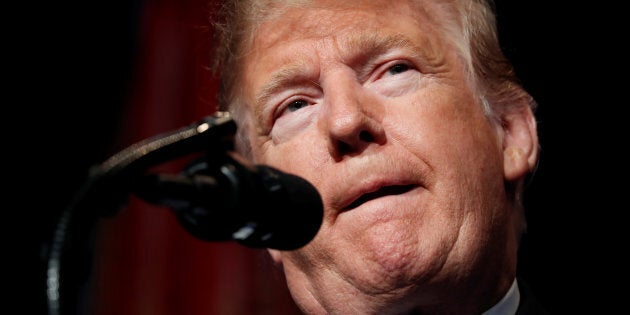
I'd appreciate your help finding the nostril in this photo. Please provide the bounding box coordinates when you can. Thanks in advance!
[336,131,375,156]
[359,130,374,142]
[338,141,352,155]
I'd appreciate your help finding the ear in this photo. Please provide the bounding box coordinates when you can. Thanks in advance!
[502,106,539,182]
[267,248,283,265]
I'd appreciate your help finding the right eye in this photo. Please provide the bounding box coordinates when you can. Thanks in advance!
[276,97,313,120]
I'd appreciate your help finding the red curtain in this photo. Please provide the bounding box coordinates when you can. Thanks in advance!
[90,0,302,314]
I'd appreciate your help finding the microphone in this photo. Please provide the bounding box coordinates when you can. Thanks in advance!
[45,112,323,315]
[84,111,323,250]
[133,152,324,251]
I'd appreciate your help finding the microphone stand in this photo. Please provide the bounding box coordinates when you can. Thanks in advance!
[45,112,236,315]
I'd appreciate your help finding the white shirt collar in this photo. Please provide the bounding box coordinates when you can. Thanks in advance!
[482,278,520,315]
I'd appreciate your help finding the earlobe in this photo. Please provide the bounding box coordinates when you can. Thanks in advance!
[502,107,539,182]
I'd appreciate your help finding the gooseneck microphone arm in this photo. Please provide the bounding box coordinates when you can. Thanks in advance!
[45,112,323,315]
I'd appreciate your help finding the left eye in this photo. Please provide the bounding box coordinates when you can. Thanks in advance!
[387,63,410,75]
[287,99,308,112]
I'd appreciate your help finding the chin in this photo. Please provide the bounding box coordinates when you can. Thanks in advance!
[338,228,439,294]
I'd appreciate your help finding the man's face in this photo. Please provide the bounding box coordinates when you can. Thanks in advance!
[237,0,517,312]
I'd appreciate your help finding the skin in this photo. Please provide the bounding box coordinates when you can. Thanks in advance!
[233,1,539,314]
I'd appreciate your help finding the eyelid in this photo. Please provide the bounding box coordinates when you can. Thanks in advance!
[368,59,416,82]
[273,91,319,122]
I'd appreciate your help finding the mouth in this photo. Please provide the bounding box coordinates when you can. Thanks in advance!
[343,184,417,211]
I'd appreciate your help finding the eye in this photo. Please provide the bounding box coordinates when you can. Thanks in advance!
[287,99,309,112]
[368,60,419,97]
[275,97,313,121]
[387,63,410,75]
[271,87,321,126]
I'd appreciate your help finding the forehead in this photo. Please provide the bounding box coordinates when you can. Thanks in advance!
[250,0,450,53]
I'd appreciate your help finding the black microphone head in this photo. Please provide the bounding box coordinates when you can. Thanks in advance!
[234,165,323,250]
[156,155,324,251]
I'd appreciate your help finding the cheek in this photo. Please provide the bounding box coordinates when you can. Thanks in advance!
[387,90,505,217]
[255,131,327,179]
[389,89,500,164]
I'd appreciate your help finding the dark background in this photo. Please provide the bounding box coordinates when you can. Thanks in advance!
[12,1,620,314]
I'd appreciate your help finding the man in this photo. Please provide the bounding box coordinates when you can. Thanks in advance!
[211,0,546,313]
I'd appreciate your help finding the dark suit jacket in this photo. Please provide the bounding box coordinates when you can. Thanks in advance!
[516,279,550,315]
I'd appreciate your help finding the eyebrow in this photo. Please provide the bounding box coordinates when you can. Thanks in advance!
[343,33,417,63]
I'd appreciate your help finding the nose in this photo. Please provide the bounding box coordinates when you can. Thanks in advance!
[323,73,386,159]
